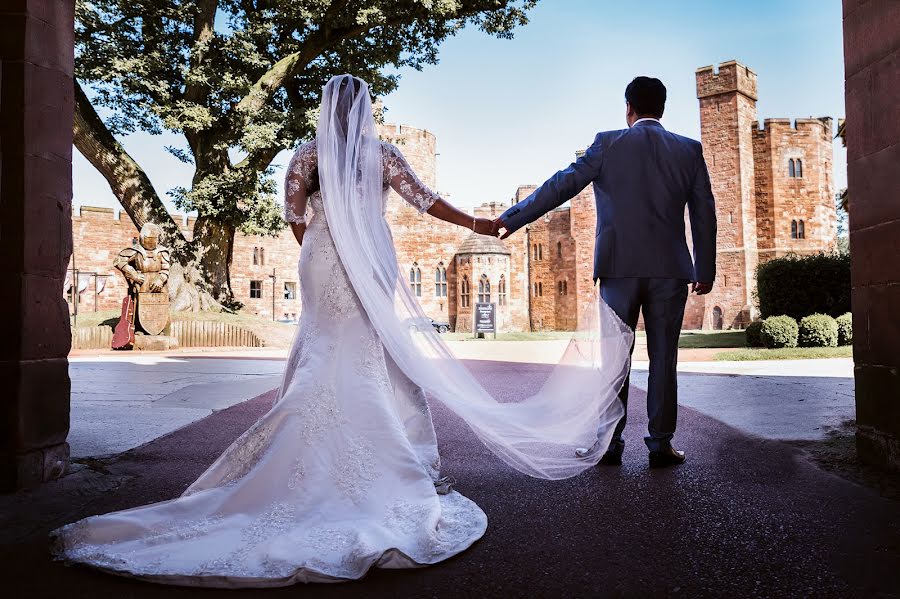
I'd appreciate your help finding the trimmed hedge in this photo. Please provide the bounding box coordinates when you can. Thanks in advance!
[798,313,838,347]
[745,320,764,347]
[836,312,853,346]
[761,315,799,349]
[756,253,851,320]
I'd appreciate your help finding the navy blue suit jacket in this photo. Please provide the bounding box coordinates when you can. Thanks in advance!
[501,120,717,282]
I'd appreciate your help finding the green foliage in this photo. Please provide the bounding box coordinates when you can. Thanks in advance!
[755,253,851,320]
[836,312,853,346]
[745,320,764,348]
[75,0,538,236]
[798,313,838,348]
[760,315,799,349]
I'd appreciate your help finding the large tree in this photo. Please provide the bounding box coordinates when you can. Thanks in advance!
[75,0,537,310]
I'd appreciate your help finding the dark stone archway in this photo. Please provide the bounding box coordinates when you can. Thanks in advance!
[843,0,900,470]
[0,1,74,491]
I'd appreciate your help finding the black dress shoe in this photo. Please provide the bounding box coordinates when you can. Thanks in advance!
[648,446,686,468]
[598,451,623,466]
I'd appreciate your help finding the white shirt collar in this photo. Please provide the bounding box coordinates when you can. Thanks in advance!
[631,117,662,128]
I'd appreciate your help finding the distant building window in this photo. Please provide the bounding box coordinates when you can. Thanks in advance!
[283,281,296,300]
[409,262,421,296]
[259,247,265,266]
[558,280,567,296]
[532,244,538,260]
[796,159,803,178]
[798,220,805,239]
[478,274,491,304]
[557,241,562,258]
[461,275,470,308]
[728,211,734,225]
[250,280,262,299]
[498,275,507,306]
[538,244,543,260]
[791,220,798,239]
[788,159,796,178]
[253,247,259,265]
[435,263,448,297]
[538,282,543,297]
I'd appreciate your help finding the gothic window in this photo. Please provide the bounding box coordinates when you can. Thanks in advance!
[563,280,568,295]
[788,159,796,178]
[250,280,262,299]
[478,274,491,304]
[409,262,422,296]
[796,159,803,178]
[533,282,538,297]
[557,241,562,258]
[461,276,470,308]
[533,244,538,260]
[435,263,448,297]
[253,247,259,265]
[283,281,296,300]
[538,244,543,260]
[498,275,507,306]
[558,281,563,295]
[798,220,806,239]
[259,247,265,266]
[538,282,543,297]
[791,220,798,239]
[712,306,724,330]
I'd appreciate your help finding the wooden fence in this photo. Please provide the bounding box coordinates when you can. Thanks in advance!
[71,321,263,349]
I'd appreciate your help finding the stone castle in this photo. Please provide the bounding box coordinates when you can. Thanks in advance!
[67,60,836,331]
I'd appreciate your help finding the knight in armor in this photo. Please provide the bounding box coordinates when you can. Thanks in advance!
[111,223,171,347]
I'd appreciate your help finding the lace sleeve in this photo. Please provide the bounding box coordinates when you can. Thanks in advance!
[284,143,316,224]
[383,143,441,214]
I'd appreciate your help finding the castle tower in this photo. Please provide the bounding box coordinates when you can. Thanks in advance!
[752,117,836,261]
[695,60,760,328]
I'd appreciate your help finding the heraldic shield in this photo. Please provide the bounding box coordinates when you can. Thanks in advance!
[137,291,170,336]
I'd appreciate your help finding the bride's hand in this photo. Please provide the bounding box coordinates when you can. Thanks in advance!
[472,217,498,236]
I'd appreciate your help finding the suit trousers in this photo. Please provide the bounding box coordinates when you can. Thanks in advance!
[599,277,689,453]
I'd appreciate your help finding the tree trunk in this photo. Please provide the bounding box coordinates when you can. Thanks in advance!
[73,80,221,312]
[193,215,236,304]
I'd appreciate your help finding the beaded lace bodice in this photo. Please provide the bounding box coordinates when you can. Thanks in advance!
[283,140,440,226]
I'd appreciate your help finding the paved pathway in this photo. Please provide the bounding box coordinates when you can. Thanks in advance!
[2,358,897,597]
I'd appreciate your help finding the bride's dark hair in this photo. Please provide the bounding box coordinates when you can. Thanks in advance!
[307,75,368,194]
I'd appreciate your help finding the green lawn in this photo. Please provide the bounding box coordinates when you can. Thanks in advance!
[677,330,747,349]
[713,346,853,361]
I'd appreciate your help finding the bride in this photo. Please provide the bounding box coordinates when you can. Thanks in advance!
[51,75,632,587]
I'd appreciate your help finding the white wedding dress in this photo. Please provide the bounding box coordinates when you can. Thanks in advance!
[52,75,632,588]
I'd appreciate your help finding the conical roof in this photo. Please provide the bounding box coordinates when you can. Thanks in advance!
[456,232,511,255]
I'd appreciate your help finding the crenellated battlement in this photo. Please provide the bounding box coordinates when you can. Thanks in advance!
[696,60,758,101]
[752,117,834,138]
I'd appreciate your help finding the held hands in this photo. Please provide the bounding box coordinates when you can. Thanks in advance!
[692,281,713,295]
[472,217,498,237]
[490,217,511,240]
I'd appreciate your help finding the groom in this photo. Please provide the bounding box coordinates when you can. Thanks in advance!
[492,76,716,468]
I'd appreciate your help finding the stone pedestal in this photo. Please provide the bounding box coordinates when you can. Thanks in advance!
[133,334,179,352]
[843,0,900,471]
[0,1,75,491]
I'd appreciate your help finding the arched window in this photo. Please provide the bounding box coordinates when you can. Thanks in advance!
[533,282,538,297]
[788,159,796,178]
[478,274,490,304]
[563,280,568,295]
[259,247,265,266]
[409,263,421,296]
[538,282,543,297]
[498,275,507,306]
[798,220,805,239]
[558,281,563,295]
[435,263,447,297]
[461,276,470,308]
[796,159,803,178]
[253,247,259,265]
[538,244,543,260]
[557,241,562,258]
[532,244,538,260]
[712,306,724,330]
[791,220,798,239]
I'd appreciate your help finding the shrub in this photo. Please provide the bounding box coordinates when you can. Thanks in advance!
[836,312,853,346]
[798,313,839,347]
[760,315,799,349]
[755,253,851,320]
[745,320,764,347]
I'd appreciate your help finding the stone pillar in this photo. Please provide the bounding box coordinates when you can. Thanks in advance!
[0,0,75,491]
[843,0,900,471]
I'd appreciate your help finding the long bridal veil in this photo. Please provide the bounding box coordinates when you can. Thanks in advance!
[317,75,632,480]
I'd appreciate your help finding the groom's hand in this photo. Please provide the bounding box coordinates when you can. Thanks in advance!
[473,217,498,236]
[692,281,713,295]
[491,217,511,240]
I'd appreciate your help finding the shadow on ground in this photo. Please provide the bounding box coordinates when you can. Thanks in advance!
[1,360,898,597]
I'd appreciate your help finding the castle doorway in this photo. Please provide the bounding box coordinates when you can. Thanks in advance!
[712,306,724,330]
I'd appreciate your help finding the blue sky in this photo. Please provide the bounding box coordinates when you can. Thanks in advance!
[73,0,847,212]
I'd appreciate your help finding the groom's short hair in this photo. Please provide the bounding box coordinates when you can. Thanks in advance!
[625,77,666,117]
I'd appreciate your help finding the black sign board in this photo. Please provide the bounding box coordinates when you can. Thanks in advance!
[474,303,496,337]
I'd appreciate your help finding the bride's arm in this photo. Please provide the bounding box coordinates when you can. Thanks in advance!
[284,146,313,245]
[385,143,495,236]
